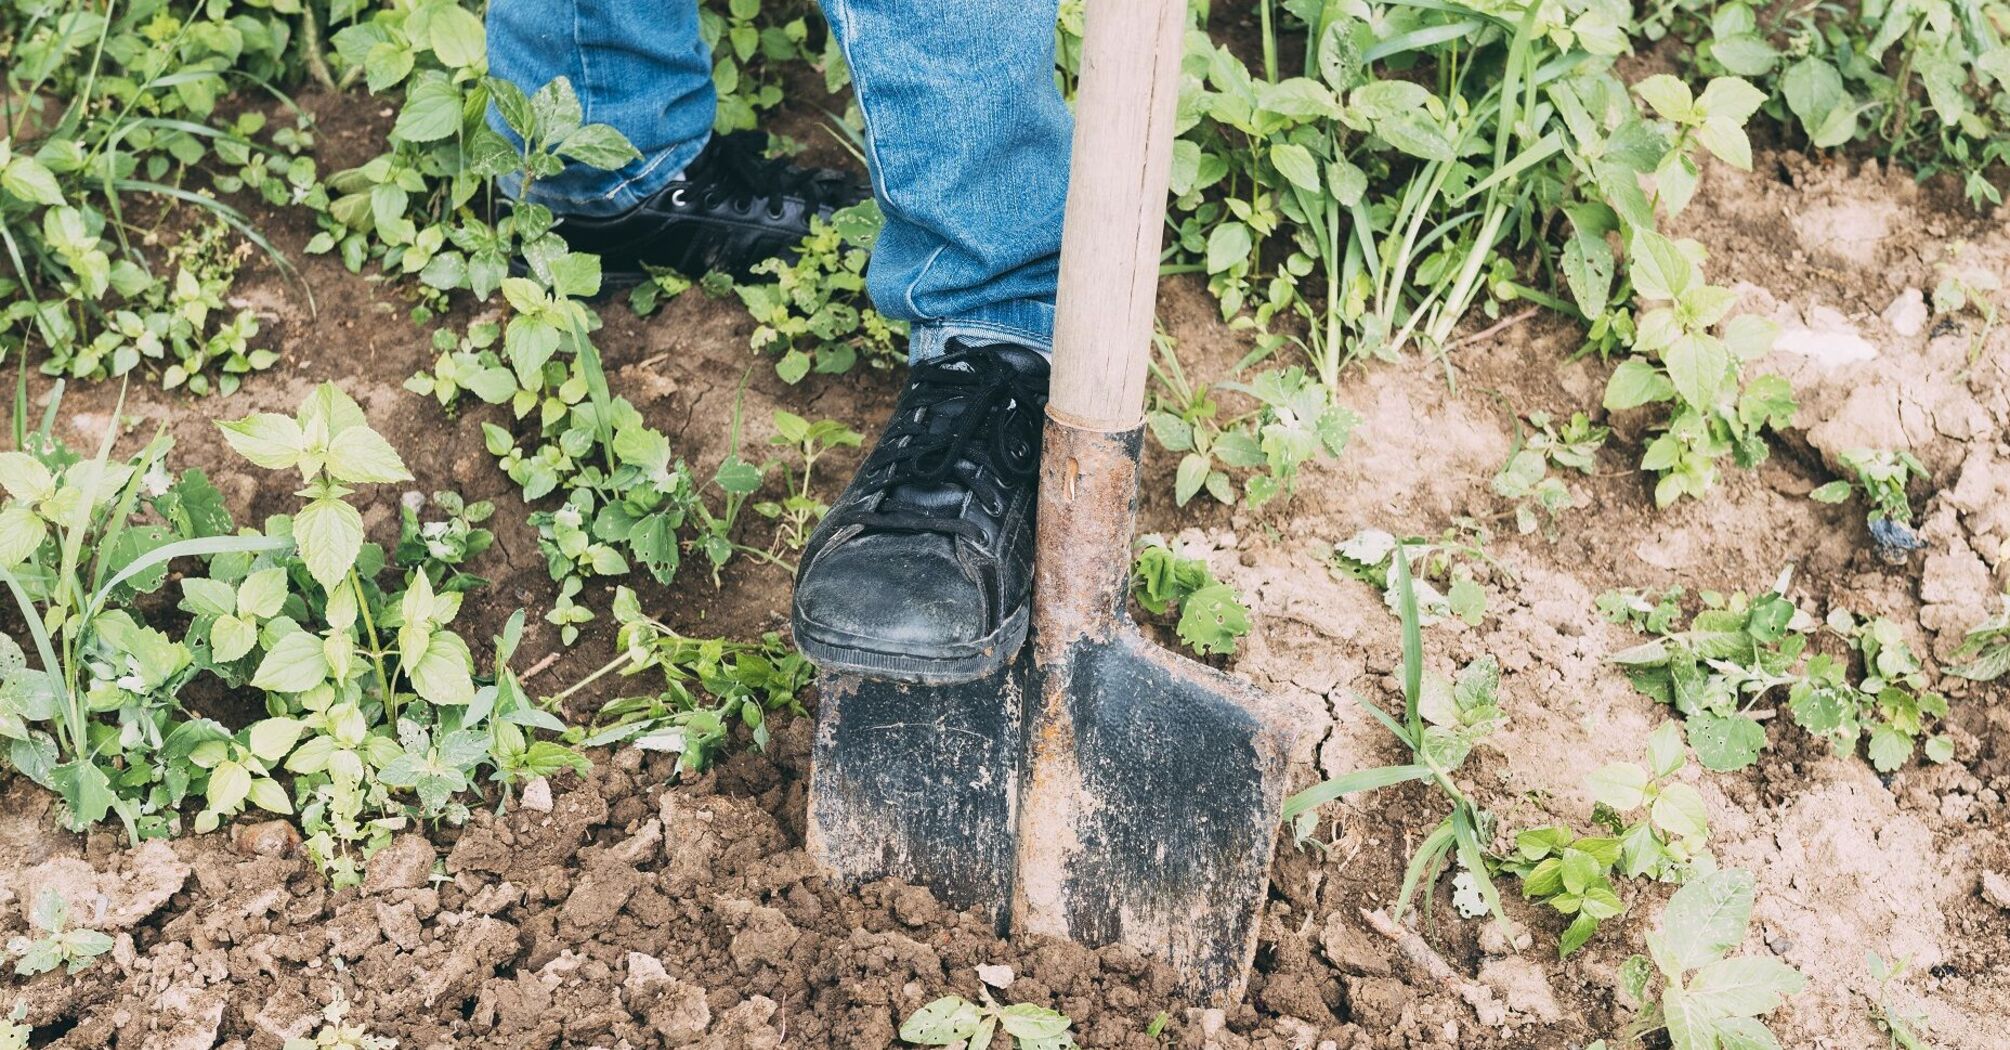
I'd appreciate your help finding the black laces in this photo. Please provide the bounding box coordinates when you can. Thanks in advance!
[857,351,1047,538]
[692,131,859,214]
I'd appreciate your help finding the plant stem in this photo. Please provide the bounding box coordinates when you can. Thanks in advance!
[351,571,396,723]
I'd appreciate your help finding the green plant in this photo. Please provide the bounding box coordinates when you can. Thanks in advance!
[1612,869,1804,1050]
[1608,579,1804,771]
[1676,0,2010,208]
[7,888,112,977]
[1810,447,1927,558]
[736,200,905,383]
[755,409,862,556]
[1331,525,1495,626]
[1493,410,1608,536]
[1148,333,1357,510]
[1131,535,1252,657]
[1791,612,1954,771]
[698,0,849,135]
[0,1003,26,1050]
[899,991,1076,1050]
[1499,722,1712,956]
[1933,245,2001,363]
[568,587,812,773]
[1284,545,1512,930]
[1,0,317,391]
[1947,594,2010,681]
[282,995,396,1050]
[1866,951,1934,1049]
[395,489,495,593]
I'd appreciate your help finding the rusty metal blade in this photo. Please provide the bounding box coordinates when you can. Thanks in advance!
[805,655,1030,933]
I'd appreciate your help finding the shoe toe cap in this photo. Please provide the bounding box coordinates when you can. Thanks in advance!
[794,534,990,652]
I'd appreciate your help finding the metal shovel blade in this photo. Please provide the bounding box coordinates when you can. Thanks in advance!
[1012,421,1301,1003]
[805,654,1029,934]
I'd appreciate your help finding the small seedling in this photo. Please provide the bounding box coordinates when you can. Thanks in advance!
[899,990,1076,1050]
[1866,951,1933,1049]
[1794,612,1953,771]
[737,201,905,382]
[7,889,112,977]
[1331,527,1493,627]
[1946,595,2010,683]
[1499,723,1711,956]
[1493,410,1608,537]
[1809,448,1927,560]
[1285,546,1513,930]
[395,490,495,593]
[282,995,395,1050]
[1131,536,1251,657]
[1615,869,1805,1050]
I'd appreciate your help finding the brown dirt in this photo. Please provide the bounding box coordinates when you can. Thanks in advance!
[4,82,2010,1050]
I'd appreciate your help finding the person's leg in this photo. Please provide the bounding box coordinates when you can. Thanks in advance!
[819,0,1071,360]
[485,0,716,217]
[792,0,1068,684]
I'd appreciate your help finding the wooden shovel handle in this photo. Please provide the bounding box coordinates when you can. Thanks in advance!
[1046,0,1187,432]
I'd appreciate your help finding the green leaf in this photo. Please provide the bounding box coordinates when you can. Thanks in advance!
[1174,453,1209,506]
[1713,1016,1786,1050]
[251,631,330,693]
[1630,230,1695,302]
[1635,75,1697,123]
[1808,480,1852,504]
[248,717,306,761]
[1647,720,1687,777]
[1687,713,1766,771]
[1176,581,1249,656]
[325,425,412,485]
[210,614,258,663]
[1659,869,1755,973]
[996,1003,1072,1040]
[1688,956,1806,1018]
[408,630,476,705]
[1666,333,1731,411]
[236,568,289,620]
[1269,142,1322,192]
[1588,762,1649,810]
[294,498,365,593]
[2,157,65,206]
[218,413,305,471]
[395,74,464,143]
[246,777,293,815]
[1663,986,1716,1050]
[207,760,252,812]
[898,996,981,1044]
[180,577,238,617]
[1206,221,1253,274]
[427,4,486,68]
[1651,781,1710,839]
[558,125,642,170]
[1604,359,1676,410]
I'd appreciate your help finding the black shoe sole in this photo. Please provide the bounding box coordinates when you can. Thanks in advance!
[792,602,1030,686]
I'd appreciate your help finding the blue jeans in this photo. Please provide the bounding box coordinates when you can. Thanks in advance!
[486,0,1070,358]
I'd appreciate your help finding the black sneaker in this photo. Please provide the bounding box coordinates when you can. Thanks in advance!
[536,131,865,285]
[792,341,1050,684]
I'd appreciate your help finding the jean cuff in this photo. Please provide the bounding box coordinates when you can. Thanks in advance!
[499,132,710,219]
[909,301,1055,363]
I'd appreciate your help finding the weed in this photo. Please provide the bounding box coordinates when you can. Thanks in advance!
[1498,723,1713,956]
[567,587,812,774]
[0,1004,24,1050]
[699,0,850,135]
[899,990,1076,1050]
[1613,869,1804,1050]
[7,888,112,977]
[1131,535,1252,657]
[1809,448,1927,559]
[1796,611,1954,771]
[1284,545,1513,930]
[1494,410,1609,537]
[1933,245,2002,363]
[1946,595,2010,681]
[1866,951,1934,1049]
[282,994,396,1050]
[755,410,863,558]
[395,490,496,594]
[1331,526,1494,627]
[736,200,905,383]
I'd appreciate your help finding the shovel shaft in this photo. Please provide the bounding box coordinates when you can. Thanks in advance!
[1046,0,1187,432]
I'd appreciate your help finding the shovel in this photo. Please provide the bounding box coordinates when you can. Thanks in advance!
[808,0,1303,1003]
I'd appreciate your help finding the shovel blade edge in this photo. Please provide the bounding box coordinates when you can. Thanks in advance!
[1014,629,1300,1003]
[806,653,1030,934]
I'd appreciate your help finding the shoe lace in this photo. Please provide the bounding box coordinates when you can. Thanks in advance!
[856,353,1047,541]
[697,131,859,214]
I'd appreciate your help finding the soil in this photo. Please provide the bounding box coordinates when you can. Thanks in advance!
[4,68,2010,1050]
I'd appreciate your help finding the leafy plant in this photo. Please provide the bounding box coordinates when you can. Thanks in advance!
[7,888,112,977]
[755,409,862,557]
[1131,535,1252,657]
[1284,545,1512,930]
[899,990,1076,1050]
[568,587,812,773]
[1494,410,1608,536]
[395,489,495,593]
[1499,722,1713,956]
[1331,525,1495,627]
[1866,951,1934,1050]
[0,1003,25,1050]
[698,0,850,135]
[1810,448,1927,559]
[1791,612,1954,772]
[282,994,396,1050]
[736,200,905,383]
[1613,869,1804,1050]
[1148,335,1357,510]
[1,0,316,391]
[1946,594,2010,682]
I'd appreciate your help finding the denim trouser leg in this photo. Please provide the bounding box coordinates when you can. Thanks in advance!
[820,0,1070,358]
[485,0,715,218]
